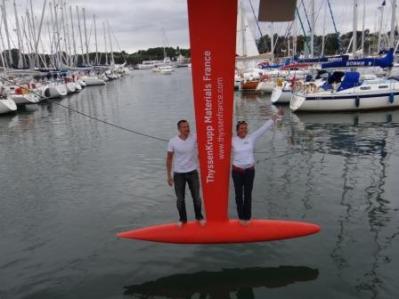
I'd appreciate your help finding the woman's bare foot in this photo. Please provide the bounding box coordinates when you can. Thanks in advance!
[198,219,206,226]
[177,221,185,228]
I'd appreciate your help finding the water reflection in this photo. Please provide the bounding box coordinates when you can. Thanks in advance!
[124,266,319,299]
[291,110,399,299]
[3,109,36,130]
[355,130,396,299]
[291,111,399,157]
[234,93,274,122]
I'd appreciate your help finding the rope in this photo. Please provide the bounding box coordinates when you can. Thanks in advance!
[0,76,169,142]
[1,76,295,157]
[52,101,169,142]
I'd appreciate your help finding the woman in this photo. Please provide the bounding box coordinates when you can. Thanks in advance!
[232,110,283,224]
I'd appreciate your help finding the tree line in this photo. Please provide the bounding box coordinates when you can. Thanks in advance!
[0,46,190,68]
[257,30,397,57]
[1,29,396,69]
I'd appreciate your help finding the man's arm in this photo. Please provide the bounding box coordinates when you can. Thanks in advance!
[166,151,174,186]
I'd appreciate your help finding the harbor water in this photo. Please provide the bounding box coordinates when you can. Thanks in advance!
[1,68,399,299]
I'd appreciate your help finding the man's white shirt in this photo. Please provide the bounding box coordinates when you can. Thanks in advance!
[167,134,198,173]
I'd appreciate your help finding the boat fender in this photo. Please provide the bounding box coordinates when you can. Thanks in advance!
[293,81,303,91]
[355,96,360,107]
[389,92,394,104]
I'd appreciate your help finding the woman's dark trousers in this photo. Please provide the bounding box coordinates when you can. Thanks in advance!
[232,167,255,220]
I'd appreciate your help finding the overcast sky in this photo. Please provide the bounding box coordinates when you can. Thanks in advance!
[0,0,396,53]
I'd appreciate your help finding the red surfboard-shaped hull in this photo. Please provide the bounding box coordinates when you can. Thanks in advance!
[116,0,320,244]
[117,220,320,244]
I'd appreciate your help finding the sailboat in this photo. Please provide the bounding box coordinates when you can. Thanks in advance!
[0,83,17,114]
[291,71,399,112]
[117,0,319,244]
[235,1,266,91]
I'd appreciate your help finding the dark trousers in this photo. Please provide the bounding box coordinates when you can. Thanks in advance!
[232,167,255,220]
[174,170,204,222]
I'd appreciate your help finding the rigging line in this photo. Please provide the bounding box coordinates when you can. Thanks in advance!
[0,76,169,142]
[110,26,128,63]
[300,0,312,31]
[255,150,301,163]
[248,0,264,39]
[296,8,311,50]
[51,101,169,142]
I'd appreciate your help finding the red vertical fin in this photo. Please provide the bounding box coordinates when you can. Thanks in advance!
[187,0,237,222]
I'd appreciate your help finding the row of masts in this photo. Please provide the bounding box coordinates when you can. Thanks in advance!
[0,0,116,70]
[263,0,398,60]
[350,0,397,56]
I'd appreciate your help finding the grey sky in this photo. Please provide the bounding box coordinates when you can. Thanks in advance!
[0,0,396,53]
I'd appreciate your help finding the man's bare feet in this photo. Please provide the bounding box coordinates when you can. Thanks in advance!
[239,220,250,226]
[198,219,206,226]
[177,221,185,228]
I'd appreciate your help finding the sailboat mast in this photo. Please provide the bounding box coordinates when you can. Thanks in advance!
[60,1,68,66]
[287,23,291,57]
[353,0,358,55]
[29,0,37,41]
[108,21,114,65]
[361,0,366,56]
[63,0,71,67]
[21,14,34,68]
[93,14,98,65]
[53,1,62,68]
[25,11,37,66]
[240,3,246,56]
[293,18,297,56]
[76,6,85,65]
[48,1,56,68]
[310,0,315,57]
[29,0,39,67]
[321,3,327,57]
[390,0,397,48]
[1,0,13,66]
[103,21,108,65]
[270,22,274,62]
[0,19,8,68]
[35,0,47,69]
[377,3,385,52]
[69,6,77,66]
[82,7,89,65]
[13,0,24,68]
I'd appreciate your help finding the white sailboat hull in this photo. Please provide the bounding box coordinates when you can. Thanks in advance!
[33,85,49,100]
[291,92,399,112]
[82,76,106,86]
[159,66,174,74]
[0,98,17,114]
[271,87,292,103]
[65,82,77,94]
[74,82,82,91]
[78,80,86,88]
[11,93,40,105]
[46,84,67,99]
[256,80,275,93]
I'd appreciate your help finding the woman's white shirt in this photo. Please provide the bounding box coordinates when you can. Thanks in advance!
[232,120,274,168]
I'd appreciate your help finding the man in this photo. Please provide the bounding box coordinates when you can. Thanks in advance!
[166,120,205,226]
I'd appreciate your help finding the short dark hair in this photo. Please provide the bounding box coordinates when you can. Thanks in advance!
[236,120,247,131]
[177,119,188,128]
